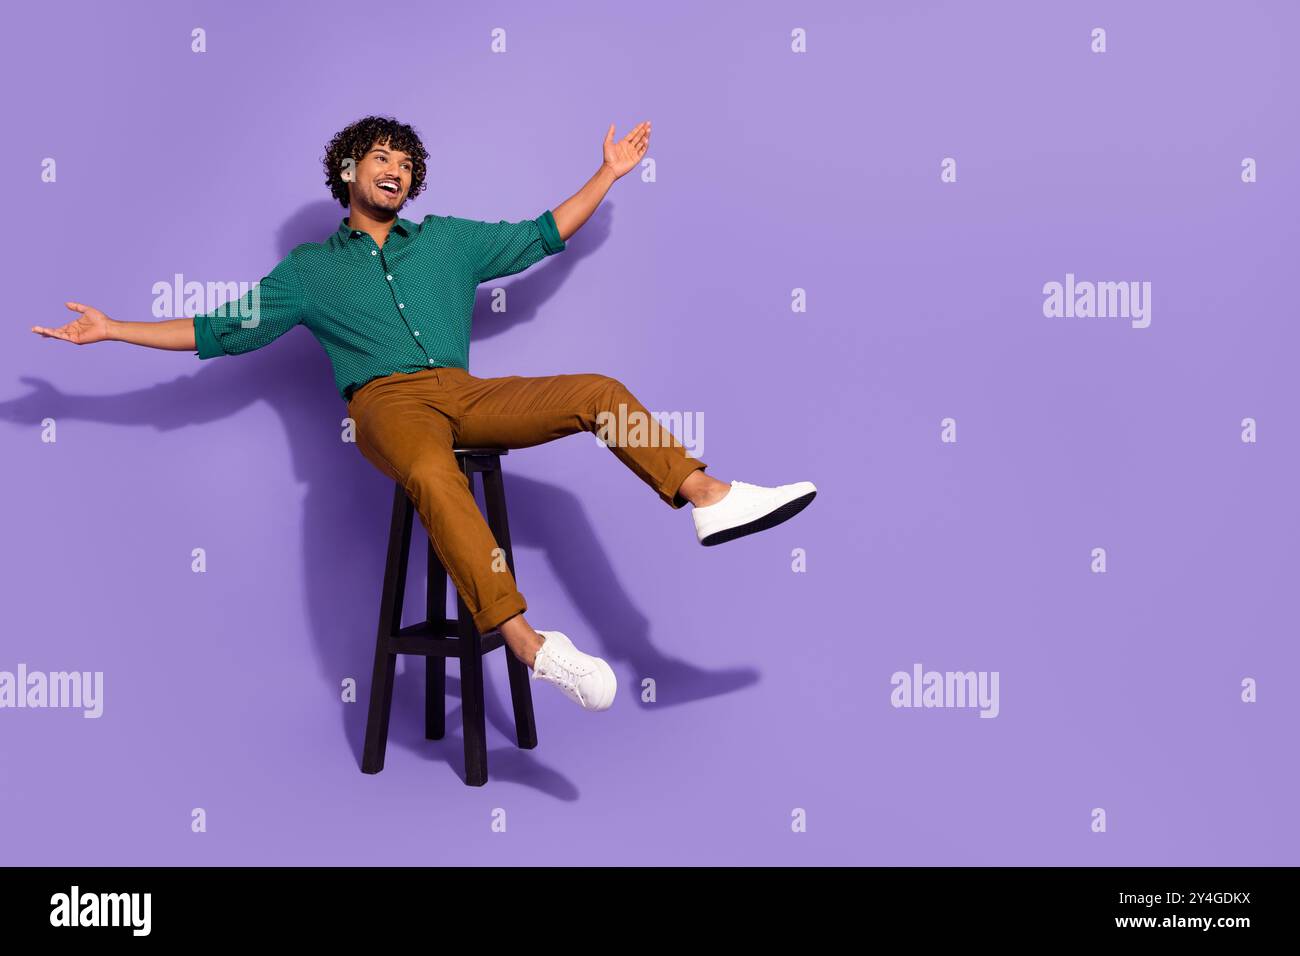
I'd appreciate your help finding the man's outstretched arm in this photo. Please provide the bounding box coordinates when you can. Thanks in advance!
[453,121,653,283]
[551,120,652,241]
[33,304,197,350]
[35,251,308,357]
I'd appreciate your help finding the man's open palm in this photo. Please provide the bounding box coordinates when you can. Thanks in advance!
[603,121,651,179]
[32,302,112,345]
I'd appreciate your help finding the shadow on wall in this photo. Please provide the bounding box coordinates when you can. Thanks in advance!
[2,199,758,795]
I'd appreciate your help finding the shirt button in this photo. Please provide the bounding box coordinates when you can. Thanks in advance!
[428,358,435,365]
[371,250,378,256]
[398,303,405,309]
[413,330,420,336]
[386,274,393,281]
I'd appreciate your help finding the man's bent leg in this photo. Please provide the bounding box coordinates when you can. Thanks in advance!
[444,368,708,509]
[350,386,526,634]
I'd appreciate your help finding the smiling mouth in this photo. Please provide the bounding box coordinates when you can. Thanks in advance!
[377,180,400,195]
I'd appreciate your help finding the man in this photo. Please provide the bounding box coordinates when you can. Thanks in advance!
[32,115,816,712]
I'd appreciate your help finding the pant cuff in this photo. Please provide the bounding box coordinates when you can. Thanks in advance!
[474,590,527,635]
[662,458,708,510]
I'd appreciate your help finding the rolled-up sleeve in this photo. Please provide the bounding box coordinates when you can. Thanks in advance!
[446,209,567,283]
[193,250,310,359]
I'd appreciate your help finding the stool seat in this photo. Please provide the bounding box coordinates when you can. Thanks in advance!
[361,448,535,787]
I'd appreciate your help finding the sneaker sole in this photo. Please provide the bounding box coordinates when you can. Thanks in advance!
[699,490,816,547]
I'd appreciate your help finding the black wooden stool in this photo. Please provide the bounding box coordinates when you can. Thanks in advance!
[361,448,537,787]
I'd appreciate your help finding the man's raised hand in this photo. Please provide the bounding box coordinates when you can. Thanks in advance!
[32,302,113,345]
[602,121,651,179]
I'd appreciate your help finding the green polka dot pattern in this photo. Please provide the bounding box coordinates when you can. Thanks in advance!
[191,209,567,401]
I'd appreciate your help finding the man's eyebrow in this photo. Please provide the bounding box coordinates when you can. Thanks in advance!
[368,146,412,161]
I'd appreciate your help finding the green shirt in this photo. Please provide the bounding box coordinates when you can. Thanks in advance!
[192,209,567,401]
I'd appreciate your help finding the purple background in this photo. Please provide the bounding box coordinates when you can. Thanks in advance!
[2,0,1296,865]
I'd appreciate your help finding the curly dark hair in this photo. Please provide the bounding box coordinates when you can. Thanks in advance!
[322,115,429,208]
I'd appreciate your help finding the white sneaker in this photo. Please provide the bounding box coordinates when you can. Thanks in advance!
[691,479,817,546]
[530,631,617,711]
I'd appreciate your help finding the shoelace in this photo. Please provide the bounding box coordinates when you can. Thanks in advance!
[537,648,591,707]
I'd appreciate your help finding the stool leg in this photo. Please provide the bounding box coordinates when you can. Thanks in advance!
[456,463,489,787]
[425,540,447,740]
[458,593,489,786]
[362,486,414,774]
[482,465,538,750]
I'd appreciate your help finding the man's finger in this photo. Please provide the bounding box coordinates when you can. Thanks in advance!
[65,301,87,312]
[605,123,616,145]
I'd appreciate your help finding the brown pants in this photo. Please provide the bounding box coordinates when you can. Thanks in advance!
[347,366,708,634]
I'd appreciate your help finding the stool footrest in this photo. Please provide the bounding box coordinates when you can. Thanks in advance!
[388,622,505,656]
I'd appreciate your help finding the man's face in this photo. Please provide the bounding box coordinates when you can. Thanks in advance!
[348,139,413,213]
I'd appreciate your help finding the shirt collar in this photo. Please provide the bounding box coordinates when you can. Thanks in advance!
[336,215,415,242]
